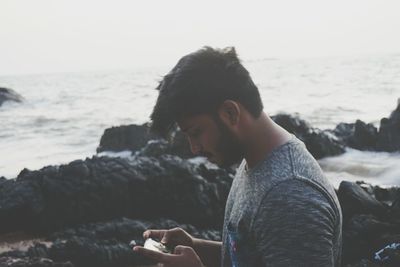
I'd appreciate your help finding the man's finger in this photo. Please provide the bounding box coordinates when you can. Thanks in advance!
[161,227,183,244]
[143,229,167,240]
[133,246,172,262]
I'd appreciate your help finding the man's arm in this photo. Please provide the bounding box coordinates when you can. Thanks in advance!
[192,238,222,267]
[252,179,340,266]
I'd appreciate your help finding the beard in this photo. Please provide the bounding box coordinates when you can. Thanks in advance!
[212,115,244,168]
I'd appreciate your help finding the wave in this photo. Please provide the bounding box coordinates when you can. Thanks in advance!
[319,148,400,187]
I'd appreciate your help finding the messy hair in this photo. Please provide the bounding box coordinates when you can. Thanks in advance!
[149,46,263,138]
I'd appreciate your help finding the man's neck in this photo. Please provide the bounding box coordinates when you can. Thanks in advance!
[243,112,292,170]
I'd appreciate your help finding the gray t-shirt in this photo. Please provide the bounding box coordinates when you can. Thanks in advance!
[221,136,342,267]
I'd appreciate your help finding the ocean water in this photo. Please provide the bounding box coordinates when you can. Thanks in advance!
[1,54,400,187]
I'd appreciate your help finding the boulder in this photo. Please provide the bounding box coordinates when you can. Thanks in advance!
[271,113,312,140]
[0,155,233,234]
[96,123,158,153]
[333,120,378,151]
[272,113,345,159]
[0,87,23,107]
[331,99,400,153]
[97,124,193,159]
[303,130,345,159]
[338,181,388,222]
[351,120,379,150]
[342,214,400,264]
[376,99,400,152]
[339,181,400,266]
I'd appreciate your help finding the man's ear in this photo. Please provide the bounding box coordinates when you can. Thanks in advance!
[217,100,241,127]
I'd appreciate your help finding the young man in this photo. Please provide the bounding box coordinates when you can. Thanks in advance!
[134,47,342,267]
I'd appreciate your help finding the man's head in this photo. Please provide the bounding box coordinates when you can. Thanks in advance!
[150,47,264,166]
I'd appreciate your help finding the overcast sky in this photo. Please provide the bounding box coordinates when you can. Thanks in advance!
[1,0,400,75]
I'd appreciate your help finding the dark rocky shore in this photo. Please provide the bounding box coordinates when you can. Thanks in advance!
[1,100,399,267]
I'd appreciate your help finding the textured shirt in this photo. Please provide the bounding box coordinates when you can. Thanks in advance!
[221,136,342,267]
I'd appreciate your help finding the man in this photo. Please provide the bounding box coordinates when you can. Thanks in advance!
[134,47,342,266]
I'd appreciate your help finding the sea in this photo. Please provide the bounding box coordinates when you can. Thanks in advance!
[1,54,400,188]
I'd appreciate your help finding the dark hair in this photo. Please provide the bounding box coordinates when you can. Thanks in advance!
[150,46,264,138]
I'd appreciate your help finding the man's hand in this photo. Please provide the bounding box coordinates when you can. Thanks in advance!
[133,245,204,267]
[140,227,222,267]
[143,227,194,248]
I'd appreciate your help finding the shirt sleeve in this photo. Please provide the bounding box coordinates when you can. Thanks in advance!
[251,178,338,267]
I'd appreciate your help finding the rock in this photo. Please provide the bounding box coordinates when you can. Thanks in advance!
[391,194,400,219]
[333,122,355,140]
[96,123,193,159]
[303,130,345,159]
[96,123,159,153]
[343,214,400,265]
[272,113,345,159]
[271,113,312,140]
[344,259,381,267]
[356,181,400,206]
[0,87,24,107]
[376,99,400,152]
[345,120,378,150]
[339,181,400,266]
[338,181,389,222]
[331,99,400,152]
[333,120,378,151]
[0,256,73,267]
[0,155,233,234]
[352,120,379,150]
[0,176,7,186]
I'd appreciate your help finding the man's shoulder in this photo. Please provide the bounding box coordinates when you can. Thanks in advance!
[251,177,341,234]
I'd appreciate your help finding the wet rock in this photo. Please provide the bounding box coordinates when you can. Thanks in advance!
[356,181,400,206]
[271,113,312,140]
[0,176,7,186]
[97,124,193,159]
[338,181,388,222]
[272,113,345,159]
[344,259,381,267]
[391,194,400,220]
[0,155,232,234]
[136,133,193,160]
[303,130,345,159]
[333,122,355,140]
[96,123,159,153]
[333,120,379,151]
[351,120,379,150]
[339,181,400,266]
[0,88,24,107]
[343,214,399,264]
[376,99,400,152]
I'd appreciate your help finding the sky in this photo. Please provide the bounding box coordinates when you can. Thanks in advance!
[1,0,400,75]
